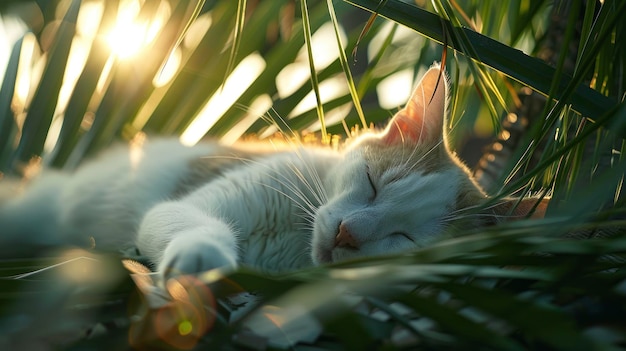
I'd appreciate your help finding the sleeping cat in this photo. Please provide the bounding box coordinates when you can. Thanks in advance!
[0,63,547,277]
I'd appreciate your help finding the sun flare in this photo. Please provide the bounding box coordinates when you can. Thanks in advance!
[104,0,168,59]
[106,20,149,59]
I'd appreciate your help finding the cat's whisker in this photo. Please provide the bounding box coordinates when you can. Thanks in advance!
[253,110,330,206]
[265,106,297,136]
[404,121,447,173]
[293,210,316,224]
[445,213,519,221]
[441,200,530,223]
[270,110,330,203]
[293,247,314,265]
[401,96,464,177]
[395,120,444,178]
[195,157,322,221]
[438,213,519,227]
[252,181,318,219]
[441,204,507,224]
[273,138,330,206]
[397,83,433,173]
[445,204,488,217]
[300,160,329,204]
[266,163,321,209]
[417,84,427,142]
[449,199,518,217]
[293,221,316,231]
[398,138,441,179]
[284,160,324,204]
[199,154,323,214]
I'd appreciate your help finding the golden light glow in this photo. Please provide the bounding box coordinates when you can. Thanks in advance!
[376,68,414,109]
[76,1,103,40]
[42,2,107,154]
[105,0,170,59]
[181,53,266,146]
[289,74,348,118]
[262,305,287,328]
[297,22,346,70]
[183,13,212,50]
[0,14,28,86]
[153,47,181,87]
[13,32,38,110]
[501,130,511,141]
[276,22,347,100]
[220,94,273,145]
[129,132,147,170]
[106,20,149,59]
[56,36,90,112]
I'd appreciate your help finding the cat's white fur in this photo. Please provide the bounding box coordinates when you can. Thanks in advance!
[1,63,540,276]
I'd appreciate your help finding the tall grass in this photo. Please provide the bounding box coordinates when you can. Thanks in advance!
[0,0,624,349]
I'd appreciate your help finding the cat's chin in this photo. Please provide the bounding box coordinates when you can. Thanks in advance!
[314,247,359,266]
[313,248,333,265]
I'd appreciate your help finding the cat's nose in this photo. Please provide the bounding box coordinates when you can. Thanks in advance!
[335,222,359,249]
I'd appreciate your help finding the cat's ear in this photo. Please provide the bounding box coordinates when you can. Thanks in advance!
[381,63,447,146]
[490,197,550,221]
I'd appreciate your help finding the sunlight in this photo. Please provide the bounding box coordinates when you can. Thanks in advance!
[106,0,142,58]
[180,53,266,146]
[43,115,63,154]
[0,15,27,86]
[76,1,103,40]
[262,305,288,328]
[299,22,346,70]
[276,22,347,100]
[96,56,115,93]
[367,21,421,64]
[129,132,147,170]
[43,2,107,154]
[288,74,349,118]
[13,32,38,111]
[376,68,414,109]
[183,13,212,50]
[220,94,273,145]
[55,36,91,114]
[107,22,148,59]
[105,0,169,59]
[304,103,352,133]
[275,62,310,99]
[271,21,351,134]
[153,47,181,87]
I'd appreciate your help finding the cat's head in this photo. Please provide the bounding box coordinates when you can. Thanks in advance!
[311,63,547,265]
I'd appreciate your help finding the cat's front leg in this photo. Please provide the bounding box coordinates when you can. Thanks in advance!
[136,201,238,277]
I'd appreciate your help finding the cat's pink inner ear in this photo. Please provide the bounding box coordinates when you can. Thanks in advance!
[382,65,447,146]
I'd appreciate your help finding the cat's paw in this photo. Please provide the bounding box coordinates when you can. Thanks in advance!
[159,235,237,279]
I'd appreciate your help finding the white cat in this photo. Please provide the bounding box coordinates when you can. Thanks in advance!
[0,63,547,277]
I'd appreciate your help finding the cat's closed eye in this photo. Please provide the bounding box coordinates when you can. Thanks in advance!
[392,232,414,243]
[366,167,377,200]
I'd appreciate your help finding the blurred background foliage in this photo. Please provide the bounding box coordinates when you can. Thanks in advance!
[0,0,625,349]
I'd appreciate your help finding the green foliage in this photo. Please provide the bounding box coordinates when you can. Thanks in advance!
[0,0,625,349]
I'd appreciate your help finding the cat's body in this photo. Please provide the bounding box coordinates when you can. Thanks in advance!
[0,64,545,276]
[1,140,336,270]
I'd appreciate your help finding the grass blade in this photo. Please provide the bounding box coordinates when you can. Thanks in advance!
[0,36,23,172]
[301,0,328,143]
[47,0,119,168]
[326,0,367,129]
[342,0,616,121]
[222,0,246,86]
[10,0,80,170]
